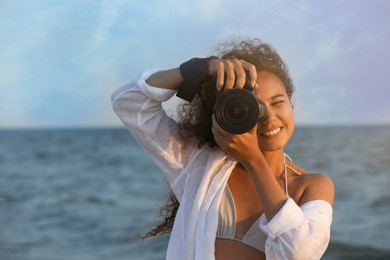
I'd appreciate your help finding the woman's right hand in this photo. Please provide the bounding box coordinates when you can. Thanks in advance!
[208,58,258,91]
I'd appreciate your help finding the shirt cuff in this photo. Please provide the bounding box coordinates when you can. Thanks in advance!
[259,198,305,240]
[136,68,177,103]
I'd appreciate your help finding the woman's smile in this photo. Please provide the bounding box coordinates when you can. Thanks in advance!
[261,127,281,137]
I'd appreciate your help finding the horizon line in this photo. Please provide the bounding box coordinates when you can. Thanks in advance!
[1,123,390,131]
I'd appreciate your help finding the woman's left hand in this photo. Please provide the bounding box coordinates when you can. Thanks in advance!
[212,115,262,164]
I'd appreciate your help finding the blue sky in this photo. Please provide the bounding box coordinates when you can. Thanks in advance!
[1,0,389,128]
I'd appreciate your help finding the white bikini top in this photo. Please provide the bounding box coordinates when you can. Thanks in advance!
[216,153,300,252]
[217,184,267,251]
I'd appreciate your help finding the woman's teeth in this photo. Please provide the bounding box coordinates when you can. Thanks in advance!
[263,128,281,136]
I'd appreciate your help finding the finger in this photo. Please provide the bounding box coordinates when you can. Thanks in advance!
[212,115,225,137]
[223,60,235,90]
[211,119,224,147]
[240,60,257,88]
[231,59,246,88]
[212,115,231,137]
[249,122,259,134]
[215,61,225,91]
[211,122,217,137]
[212,115,221,135]
[212,116,229,149]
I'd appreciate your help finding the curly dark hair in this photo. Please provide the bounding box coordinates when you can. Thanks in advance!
[142,38,295,238]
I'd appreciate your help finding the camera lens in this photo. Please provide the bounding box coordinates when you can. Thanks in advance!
[229,103,247,118]
[225,100,249,123]
[214,89,264,134]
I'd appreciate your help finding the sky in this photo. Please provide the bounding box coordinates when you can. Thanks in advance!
[0,0,389,129]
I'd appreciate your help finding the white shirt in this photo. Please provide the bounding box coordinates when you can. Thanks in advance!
[111,69,333,260]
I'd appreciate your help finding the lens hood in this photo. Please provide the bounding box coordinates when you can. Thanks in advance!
[214,88,267,134]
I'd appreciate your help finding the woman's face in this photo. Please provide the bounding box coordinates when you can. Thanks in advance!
[255,71,294,152]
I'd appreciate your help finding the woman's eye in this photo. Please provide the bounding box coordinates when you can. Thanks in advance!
[272,100,284,106]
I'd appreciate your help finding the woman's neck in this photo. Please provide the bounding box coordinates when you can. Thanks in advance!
[262,150,285,178]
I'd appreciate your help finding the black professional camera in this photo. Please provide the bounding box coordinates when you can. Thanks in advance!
[214,79,267,134]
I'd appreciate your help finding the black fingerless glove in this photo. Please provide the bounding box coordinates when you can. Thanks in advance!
[176,56,218,102]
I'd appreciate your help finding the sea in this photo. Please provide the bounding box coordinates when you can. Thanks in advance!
[0,126,389,260]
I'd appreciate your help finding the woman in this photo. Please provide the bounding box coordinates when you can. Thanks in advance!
[112,39,334,260]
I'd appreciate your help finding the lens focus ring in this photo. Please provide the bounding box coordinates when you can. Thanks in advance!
[214,89,260,134]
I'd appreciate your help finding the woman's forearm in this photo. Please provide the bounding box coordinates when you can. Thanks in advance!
[243,156,288,221]
[146,68,183,90]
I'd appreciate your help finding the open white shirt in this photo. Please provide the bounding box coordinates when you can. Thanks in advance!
[111,69,333,260]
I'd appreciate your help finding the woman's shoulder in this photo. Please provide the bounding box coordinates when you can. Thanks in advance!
[289,164,334,206]
[298,171,333,185]
[288,162,333,185]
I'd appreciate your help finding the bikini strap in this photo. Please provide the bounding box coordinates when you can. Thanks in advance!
[283,153,302,196]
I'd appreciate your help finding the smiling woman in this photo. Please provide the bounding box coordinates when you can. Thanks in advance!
[111,38,334,260]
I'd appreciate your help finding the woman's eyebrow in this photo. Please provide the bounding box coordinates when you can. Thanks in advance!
[269,94,286,100]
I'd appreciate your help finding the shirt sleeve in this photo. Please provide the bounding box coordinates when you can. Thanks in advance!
[259,198,333,260]
[111,69,195,199]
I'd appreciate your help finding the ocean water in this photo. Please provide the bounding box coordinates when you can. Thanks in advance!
[0,126,389,259]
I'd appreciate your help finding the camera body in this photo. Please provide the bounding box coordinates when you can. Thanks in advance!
[214,81,267,134]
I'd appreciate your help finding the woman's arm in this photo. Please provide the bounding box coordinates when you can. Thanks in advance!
[146,68,183,90]
[111,69,194,199]
[111,58,221,196]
